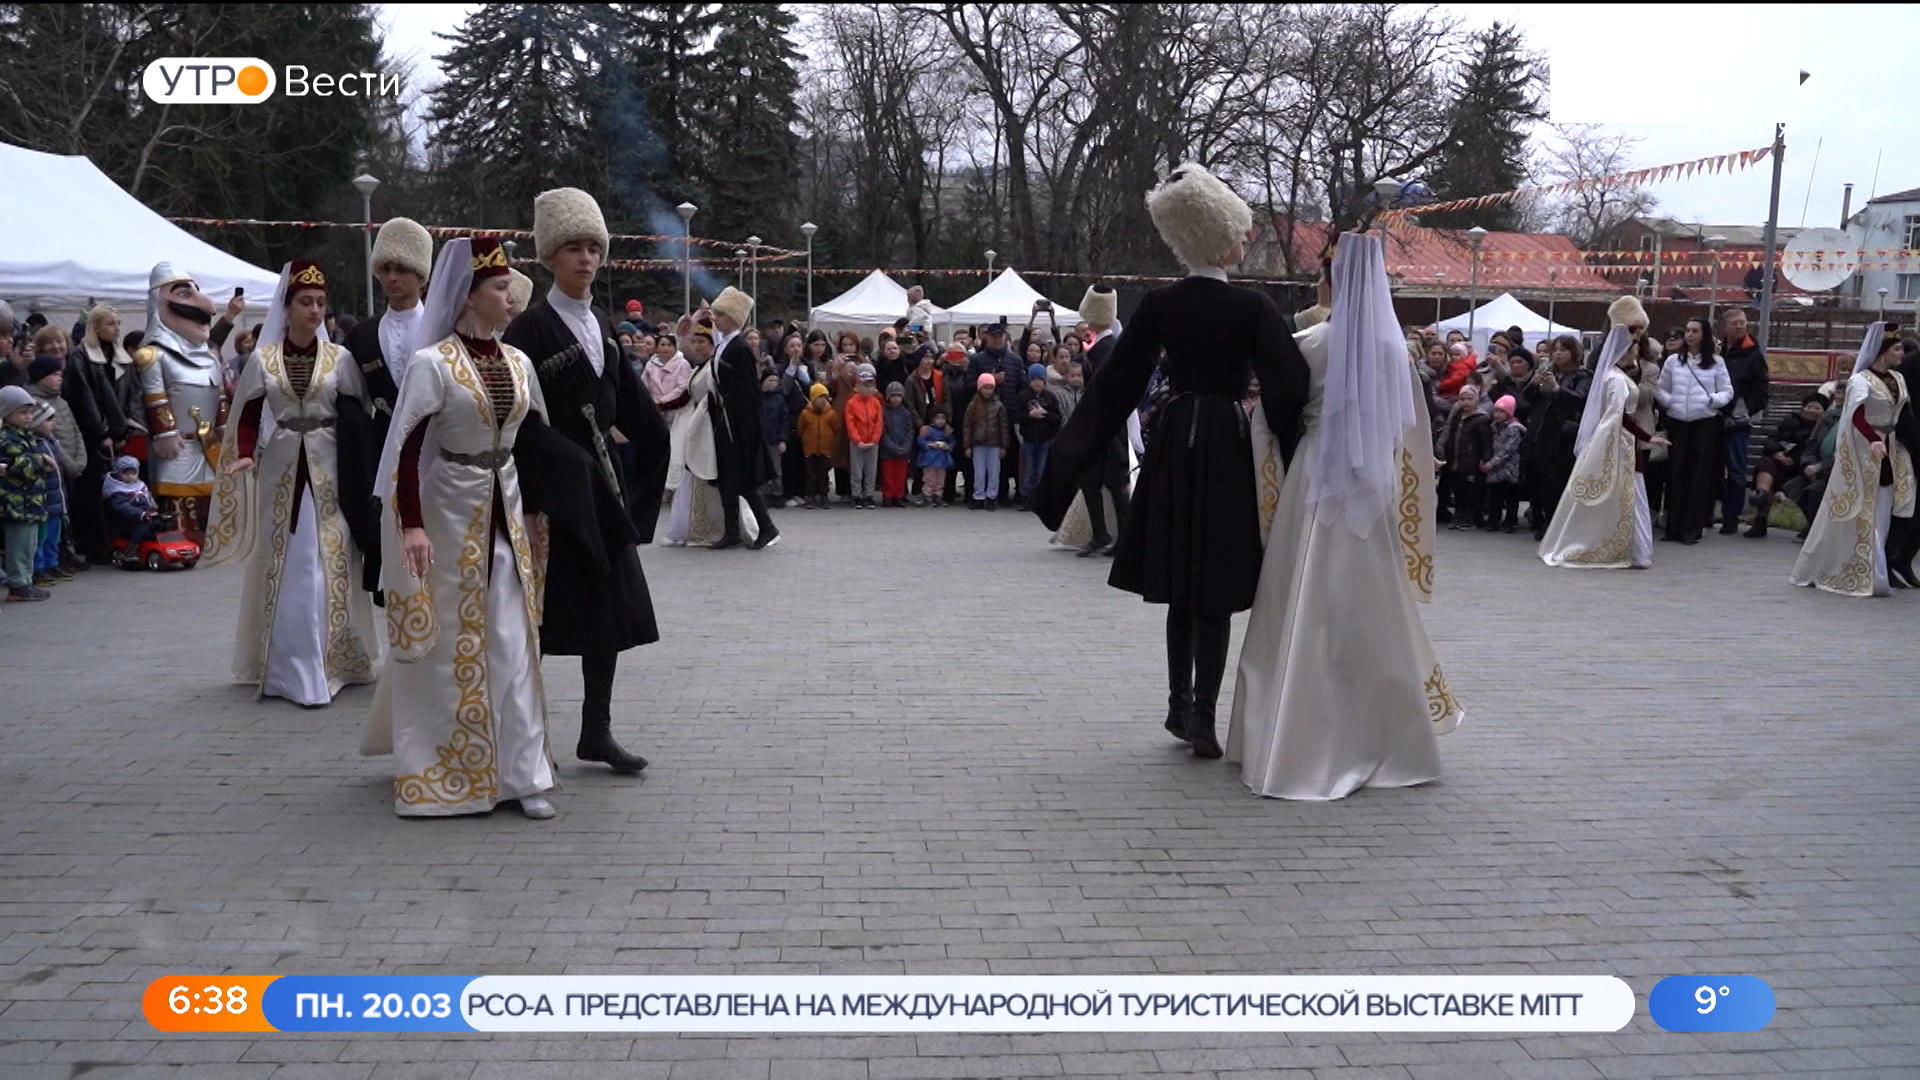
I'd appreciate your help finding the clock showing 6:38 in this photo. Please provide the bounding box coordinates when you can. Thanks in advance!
[143,977,278,1032]
[170,983,251,1015]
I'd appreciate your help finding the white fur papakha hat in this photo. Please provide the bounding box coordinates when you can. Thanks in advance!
[711,286,754,328]
[506,268,533,315]
[1607,294,1648,328]
[1146,162,1254,270]
[532,187,610,261]
[371,217,433,281]
[1080,285,1117,327]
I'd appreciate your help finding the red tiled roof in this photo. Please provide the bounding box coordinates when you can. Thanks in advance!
[1276,220,1618,292]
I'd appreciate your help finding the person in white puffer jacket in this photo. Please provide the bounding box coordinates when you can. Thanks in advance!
[1654,316,1733,543]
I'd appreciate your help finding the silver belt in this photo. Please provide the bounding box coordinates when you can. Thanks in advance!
[279,416,334,433]
[440,447,511,470]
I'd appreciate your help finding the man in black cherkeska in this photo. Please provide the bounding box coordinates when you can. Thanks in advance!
[342,217,434,599]
[705,285,780,551]
[503,187,669,775]
[1032,163,1309,759]
[1073,284,1130,557]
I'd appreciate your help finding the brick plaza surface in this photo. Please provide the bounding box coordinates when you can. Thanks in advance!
[0,506,1915,1080]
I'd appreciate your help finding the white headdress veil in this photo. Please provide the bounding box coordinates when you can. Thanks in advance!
[1573,325,1631,457]
[1851,320,1888,376]
[417,238,475,351]
[255,262,331,352]
[373,239,473,503]
[1308,231,1416,538]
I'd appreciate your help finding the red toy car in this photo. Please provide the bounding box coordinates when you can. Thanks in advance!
[111,529,201,571]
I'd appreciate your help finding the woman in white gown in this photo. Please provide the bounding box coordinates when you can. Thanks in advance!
[1227,233,1463,801]
[1538,324,1669,569]
[204,260,378,706]
[664,320,758,547]
[1792,322,1914,596]
[360,237,558,819]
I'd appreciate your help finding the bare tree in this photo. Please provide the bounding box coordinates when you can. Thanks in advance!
[1536,123,1658,248]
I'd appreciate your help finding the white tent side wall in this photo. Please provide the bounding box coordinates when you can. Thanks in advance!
[0,141,280,329]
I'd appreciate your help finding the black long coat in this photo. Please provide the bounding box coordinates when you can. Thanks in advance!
[711,333,768,490]
[504,301,670,656]
[341,313,411,595]
[1079,334,1130,490]
[1033,276,1309,616]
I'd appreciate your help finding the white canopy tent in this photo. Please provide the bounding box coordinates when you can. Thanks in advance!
[937,268,1081,333]
[0,141,279,329]
[808,269,944,342]
[1433,292,1581,355]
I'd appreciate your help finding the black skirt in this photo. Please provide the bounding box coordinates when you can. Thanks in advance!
[1107,394,1264,616]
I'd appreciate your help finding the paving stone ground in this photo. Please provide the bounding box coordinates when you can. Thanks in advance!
[0,504,1915,1080]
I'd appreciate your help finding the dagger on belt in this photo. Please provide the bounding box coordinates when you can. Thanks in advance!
[539,341,647,574]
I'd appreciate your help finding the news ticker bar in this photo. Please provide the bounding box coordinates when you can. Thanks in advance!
[142,975,1775,1034]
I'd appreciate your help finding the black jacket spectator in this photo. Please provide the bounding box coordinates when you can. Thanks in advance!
[1720,334,1769,422]
[1017,385,1063,444]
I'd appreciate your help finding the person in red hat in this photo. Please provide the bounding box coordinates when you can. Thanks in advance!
[363,237,563,818]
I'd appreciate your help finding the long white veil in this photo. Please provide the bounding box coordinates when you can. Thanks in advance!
[1308,231,1416,538]
[1573,326,1631,457]
[372,239,473,502]
[1851,321,1888,376]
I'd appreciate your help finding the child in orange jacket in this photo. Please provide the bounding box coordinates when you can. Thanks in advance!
[843,363,885,509]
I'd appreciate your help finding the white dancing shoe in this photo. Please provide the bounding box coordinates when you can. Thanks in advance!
[517,795,556,820]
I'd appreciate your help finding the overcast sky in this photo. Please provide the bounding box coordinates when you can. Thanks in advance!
[377,3,1918,232]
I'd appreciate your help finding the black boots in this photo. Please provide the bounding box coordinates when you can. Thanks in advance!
[1165,690,1193,743]
[1165,607,1223,757]
[578,699,648,774]
[1187,611,1230,760]
[1185,696,1223,760]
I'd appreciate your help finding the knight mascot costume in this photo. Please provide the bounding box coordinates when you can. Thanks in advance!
[134,264,226,540]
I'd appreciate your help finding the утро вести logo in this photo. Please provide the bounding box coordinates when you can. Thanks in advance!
[142,58,277,104]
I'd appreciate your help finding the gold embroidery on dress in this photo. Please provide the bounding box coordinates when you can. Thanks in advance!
[1425,665,1460,725]
[1397,445,1433,595]
[394,493,498,807]
[1258,440,1283,539]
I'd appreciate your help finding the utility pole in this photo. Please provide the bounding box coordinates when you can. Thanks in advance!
[1756,123,1786,352]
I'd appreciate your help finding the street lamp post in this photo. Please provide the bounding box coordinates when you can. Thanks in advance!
[1547,267,1560,329]
[985,249,997,279]
[800,222,817,325]
[676,202,697,316]
[351,173,380,316]
[1432,271,1445,324]
[1704,234,1727,328]
[735,248,746,285]
[1878,286,1890,318]
[746,235,761,315]
[1466,225,1488,345]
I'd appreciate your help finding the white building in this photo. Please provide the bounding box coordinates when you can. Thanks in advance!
[1848,186,1920,314]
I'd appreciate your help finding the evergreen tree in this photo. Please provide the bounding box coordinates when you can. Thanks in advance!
[428,3,602,229]
[702,4,802,248]
[1418,21,1545,232]
[623,3,725,209]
